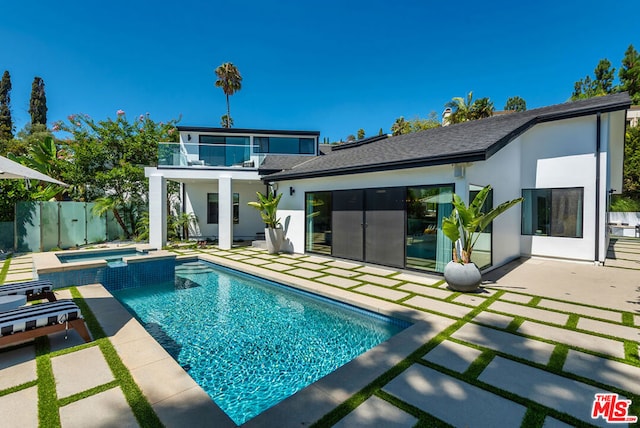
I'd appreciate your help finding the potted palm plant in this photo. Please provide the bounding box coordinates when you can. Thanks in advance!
[248,189,284,254]
[442,185,523,292]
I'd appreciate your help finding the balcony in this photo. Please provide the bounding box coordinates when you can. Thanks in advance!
[157,142,264,168]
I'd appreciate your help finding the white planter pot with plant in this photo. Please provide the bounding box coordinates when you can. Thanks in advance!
[248,190,284,254]
[442,185,523,292]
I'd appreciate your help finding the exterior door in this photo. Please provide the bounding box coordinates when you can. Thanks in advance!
[364,187,405,267]
[332,190,364,260]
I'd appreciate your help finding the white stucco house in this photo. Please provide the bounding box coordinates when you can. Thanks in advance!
[145,92,631,274]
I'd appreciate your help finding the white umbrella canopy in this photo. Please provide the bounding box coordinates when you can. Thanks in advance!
[0,155,67,186]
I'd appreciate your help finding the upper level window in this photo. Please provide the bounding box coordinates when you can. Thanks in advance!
[521,188,583,238]
[199,135,250,166]
[254,137,315,155]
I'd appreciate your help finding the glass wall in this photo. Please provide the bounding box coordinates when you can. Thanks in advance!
[199,136,250,166]
[305,192,332,254]
[254,137,315,155]
[405,186,453,272]
[522,188,583,238]
[469,185,493,269]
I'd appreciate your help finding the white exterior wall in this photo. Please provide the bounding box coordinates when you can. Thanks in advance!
[518,116,598,261]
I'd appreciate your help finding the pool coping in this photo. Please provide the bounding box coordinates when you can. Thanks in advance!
[32,245,172,275]
[79,253,457,427]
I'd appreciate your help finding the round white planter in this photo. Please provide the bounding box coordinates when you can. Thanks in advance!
[265,227,284,254]
[443,260,482,292]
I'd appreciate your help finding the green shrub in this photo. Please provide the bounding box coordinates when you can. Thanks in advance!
[610,195,640,212]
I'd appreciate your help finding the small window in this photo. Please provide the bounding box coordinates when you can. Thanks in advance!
[207,193,240,224]
[521,188,583,238]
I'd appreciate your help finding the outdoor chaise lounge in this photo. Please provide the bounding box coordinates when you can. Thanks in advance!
[0,279,57,302]
[0,300,91,347]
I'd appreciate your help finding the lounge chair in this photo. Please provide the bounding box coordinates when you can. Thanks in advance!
[0,300,92,347]
[0,279,57,302]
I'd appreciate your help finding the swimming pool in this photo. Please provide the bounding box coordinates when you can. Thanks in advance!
[111,261,410,425]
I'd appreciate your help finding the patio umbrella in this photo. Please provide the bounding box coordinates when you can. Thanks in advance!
[0,155,67,186]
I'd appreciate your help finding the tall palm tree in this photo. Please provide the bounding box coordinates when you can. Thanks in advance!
[470,97,495,120]
[214,62,242,128]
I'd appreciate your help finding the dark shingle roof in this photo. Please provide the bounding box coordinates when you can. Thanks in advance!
[265,93,631,181]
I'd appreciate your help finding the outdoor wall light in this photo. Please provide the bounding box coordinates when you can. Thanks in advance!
[289,186,295,196]
[187,134,192,141]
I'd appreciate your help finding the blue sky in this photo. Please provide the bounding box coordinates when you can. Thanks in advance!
[3,1,638,142]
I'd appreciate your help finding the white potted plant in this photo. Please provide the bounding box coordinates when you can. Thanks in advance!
[248,189,284,254]
[442,185,523,292]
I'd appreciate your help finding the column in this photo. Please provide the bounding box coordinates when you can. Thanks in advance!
[218,175,233,249]
[148,173,166,249]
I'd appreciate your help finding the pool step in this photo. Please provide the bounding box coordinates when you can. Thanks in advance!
[175,262,215,275]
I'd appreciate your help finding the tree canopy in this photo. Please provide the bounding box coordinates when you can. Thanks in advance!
[29,77,47,126]
[445,92,495,124]
[0,71,13,141]
[504,96,527,112]
[619,45,640,104]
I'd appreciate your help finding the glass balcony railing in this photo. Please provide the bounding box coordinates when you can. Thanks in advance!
[157,142,264,168]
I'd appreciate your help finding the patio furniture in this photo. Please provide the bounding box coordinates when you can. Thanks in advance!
[0,295,27,312]
[0,300,91,347]
[0,279,57,302]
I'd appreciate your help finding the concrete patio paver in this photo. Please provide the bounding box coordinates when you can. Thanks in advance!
[0,386,38,428]
[51,346,114,399]
[451,322,556,365]
[333,395,417,428]
[397,282,451,299]
[316,275,361,288]
[453,293,487,306]
[325,260,362,269]
[59,387,139,428]
[357,274,400,287]
[489,300,570,325]
[518,320,626,359]
[472,311,514,329]
[538,299,622,322]
[404,295,474,318]
[576,317,640,342]
[384,364,527,428]
[563,349,640,395]
[499,292,534,304]
[391,272,440,285]
[423,340,483,373]
[479,355,621,427]
[0,346,36,390]
[353,284,410,301]
[285,268,326,279]
[294,261,328,270]
[323,267,362,278]
[355,266,397,276]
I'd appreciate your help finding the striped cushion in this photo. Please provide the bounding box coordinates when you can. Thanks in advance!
[0,280,53,297]
[0,300,83,337]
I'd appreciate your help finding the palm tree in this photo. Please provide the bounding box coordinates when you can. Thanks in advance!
[470,97,495,119]
[92,196,130,239]
[445,91,475,124]
[214,62,242,128]
[391,117,409,136]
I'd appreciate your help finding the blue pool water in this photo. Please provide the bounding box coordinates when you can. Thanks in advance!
[111,261,409,425]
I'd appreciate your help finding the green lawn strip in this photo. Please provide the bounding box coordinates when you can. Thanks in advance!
[0,254,12,283]
[374,390,453,428]
[463,351,496,379]
[58,380,119,407]
[70,287,106,340]
[547,344,569,371]
[0,380,38,398]
[565,314,580,329]
[519,408,547,428]
[35,337,61,428]
[527,296,542,307]
[444,292,460,302]
[624,340,639,363]
[506,317,525,332]
[622,312,635,327]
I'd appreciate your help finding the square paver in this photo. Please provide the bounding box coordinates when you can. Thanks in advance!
[51,346,114,399]
[59,387,138,428]
[294,262,327,271]
[0,386,38,428]
[397,283,451,299]
[242,257,271,266]
[453,294,487,306]
[354,284,409,301]
[323,267,361,278]
[451,322,555,364]
[268,257,299,265]
[479,356,620,427]
[356,266,397,276]
[300,255,331,264]
[564,349,640,395]
[226,254,250,261]
[392,272,439,285]
[472,312,514,329]
[357,274,400,287]
[384,364,526,428]
[334,395,417,428]
[404,295,474,318]
[538,299,621,323]
[576,317,640,342]
[500,292,534,304]
[518,321,626,359]
[261,263,295,272]
[489,300,569,325]
[0,346,36,390]
[286,268,326,279]
[326,260,362,269]
[316,276,361,289]
[423,340,483,373]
